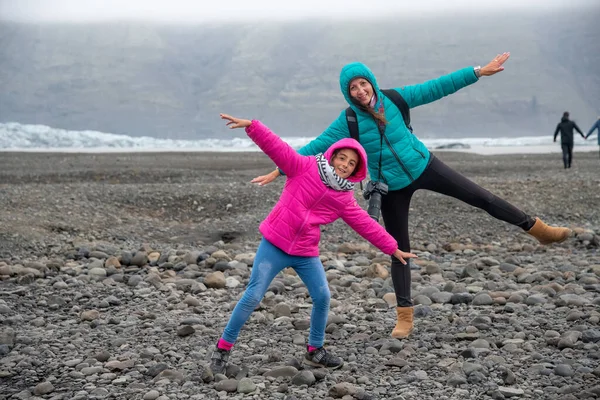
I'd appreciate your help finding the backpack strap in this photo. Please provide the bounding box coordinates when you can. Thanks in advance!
[345,107,363,190]
[346,90,413,137]
[381,89,413,133]
[345,107,359,141]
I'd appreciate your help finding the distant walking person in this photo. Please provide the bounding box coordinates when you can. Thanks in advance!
[554,111,586,169]
[585,116,600,159]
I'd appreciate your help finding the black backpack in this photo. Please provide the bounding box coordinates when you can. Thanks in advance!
[345,88,412,142]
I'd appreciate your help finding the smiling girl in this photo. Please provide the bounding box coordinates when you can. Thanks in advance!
[209,114,416,374]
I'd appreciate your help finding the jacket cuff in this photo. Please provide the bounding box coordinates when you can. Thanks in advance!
[245,120,260,136]
[470,66,480,81]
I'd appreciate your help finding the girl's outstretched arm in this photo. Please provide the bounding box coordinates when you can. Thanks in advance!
[340,198,417,264]
[250,111,349,186]
[220,114,308,178]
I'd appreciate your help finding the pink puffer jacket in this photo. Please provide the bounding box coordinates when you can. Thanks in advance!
[246,120,398,257]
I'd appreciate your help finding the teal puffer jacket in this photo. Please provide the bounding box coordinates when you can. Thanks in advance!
[297,62,479,191]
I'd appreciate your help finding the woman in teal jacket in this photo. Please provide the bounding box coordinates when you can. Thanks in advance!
[253,53,572,338]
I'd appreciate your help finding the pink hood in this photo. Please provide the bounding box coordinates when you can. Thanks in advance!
[246,120,398,257]
[322,138,368,183]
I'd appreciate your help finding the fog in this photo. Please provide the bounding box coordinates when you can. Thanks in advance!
[0,0,594,22]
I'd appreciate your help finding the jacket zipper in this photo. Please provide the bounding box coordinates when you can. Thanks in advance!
[379,130,414,182]
[289,190,328,249]
[413,146,426,159]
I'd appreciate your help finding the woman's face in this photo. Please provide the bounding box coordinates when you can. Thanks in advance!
[331,148,359,179]
[349,78,374,106]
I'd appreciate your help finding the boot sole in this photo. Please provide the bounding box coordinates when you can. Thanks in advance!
[558,230,573,243]
[539,229,573,245]
[391,328,413,339]
[303,359,344,369]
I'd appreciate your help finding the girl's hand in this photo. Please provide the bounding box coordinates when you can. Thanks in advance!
[392,249,418,265]
[251,169,281,186]
[220,113,252,129]
[480,52,510,76]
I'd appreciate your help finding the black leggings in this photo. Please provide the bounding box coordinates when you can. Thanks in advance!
[561,143,573,168]
[381,155,536,307]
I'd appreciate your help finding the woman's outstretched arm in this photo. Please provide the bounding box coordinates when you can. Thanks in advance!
[397,52,510,109]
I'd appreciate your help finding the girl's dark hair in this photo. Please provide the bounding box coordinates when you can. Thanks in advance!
[331,148,361,177]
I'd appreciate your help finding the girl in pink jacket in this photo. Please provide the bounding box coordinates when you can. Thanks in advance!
[210,114,416,374]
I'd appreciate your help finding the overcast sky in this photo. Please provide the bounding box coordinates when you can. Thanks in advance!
[0,0,596,22]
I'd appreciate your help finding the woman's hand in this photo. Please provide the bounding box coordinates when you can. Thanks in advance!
[480,52,510,76]
[251,169,281,186]
[392,249,418,265]
[220,113,252,129]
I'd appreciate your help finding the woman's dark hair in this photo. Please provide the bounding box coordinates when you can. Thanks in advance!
[348,78,388,125]
[331,148,361,177]
[365,106,388,126]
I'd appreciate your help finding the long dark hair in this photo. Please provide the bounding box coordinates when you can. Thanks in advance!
[364,106,387,126]
[349,80,388,125]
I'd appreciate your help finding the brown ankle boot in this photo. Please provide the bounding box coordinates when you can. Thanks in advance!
[391,306,414,339]
[526,217,572,245]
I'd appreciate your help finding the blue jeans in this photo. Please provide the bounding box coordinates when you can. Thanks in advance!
[221,238,330,348]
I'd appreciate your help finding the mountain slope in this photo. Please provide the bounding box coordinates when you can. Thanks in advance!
[0,7,598,140]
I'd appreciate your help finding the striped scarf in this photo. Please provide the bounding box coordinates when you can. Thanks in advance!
[315,153,354,192]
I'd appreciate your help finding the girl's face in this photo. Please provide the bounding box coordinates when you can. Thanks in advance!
[331,148,359,179]
[349,78,374,106]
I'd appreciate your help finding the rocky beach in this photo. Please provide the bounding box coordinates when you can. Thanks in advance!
[0,150,599,400]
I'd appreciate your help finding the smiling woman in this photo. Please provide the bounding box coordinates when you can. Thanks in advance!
[252,53,576,340]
